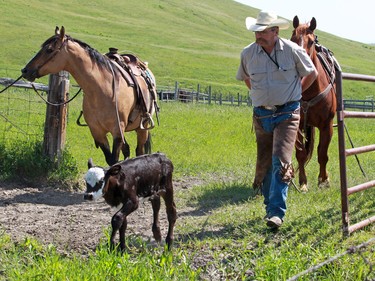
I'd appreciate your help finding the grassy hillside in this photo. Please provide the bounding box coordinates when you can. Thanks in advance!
[1,0,375,97]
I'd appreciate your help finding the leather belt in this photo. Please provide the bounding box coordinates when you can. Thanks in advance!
[257,101,298,111]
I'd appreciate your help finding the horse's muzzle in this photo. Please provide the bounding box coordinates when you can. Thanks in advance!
[21,67,38,82]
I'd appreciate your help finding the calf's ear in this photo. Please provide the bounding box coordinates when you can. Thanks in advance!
[108,165,121,176]
[88,158,94,169]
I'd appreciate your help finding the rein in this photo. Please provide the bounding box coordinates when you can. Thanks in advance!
[31,83,82,106]
[300,83,332,135]
[0,73,82,106]
[108,61,126,145]
[300,36,337,135]
[0,75,23,94]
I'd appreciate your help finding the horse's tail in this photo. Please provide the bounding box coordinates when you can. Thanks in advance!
[144,132,152,154]
[304,125,315,167]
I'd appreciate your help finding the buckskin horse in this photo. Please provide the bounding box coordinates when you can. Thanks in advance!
[21,26,158,166]
[291,16,339,192]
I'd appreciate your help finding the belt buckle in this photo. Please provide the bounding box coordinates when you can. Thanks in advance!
[264,105,277,111]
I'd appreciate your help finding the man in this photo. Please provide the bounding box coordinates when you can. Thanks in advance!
[236,11,318,229]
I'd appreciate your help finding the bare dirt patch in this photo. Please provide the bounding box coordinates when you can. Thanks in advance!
[0,178,202,255]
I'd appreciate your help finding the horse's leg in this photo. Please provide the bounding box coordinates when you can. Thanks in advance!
[295,130,309,192]
[135,130,151,156]
[121,140,130,160]
[111,136,124,165]
[317,124,333,188]
[94,138,115,166]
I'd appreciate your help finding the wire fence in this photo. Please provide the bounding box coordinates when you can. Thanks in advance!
[0,86,46,142]
[0,78,374,143]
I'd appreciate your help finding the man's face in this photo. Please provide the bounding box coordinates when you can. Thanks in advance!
[254,27,278,47]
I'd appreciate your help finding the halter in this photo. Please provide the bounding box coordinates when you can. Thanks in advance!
[1,37,82,107]
[300,36,338,140]
[33,36,68,79]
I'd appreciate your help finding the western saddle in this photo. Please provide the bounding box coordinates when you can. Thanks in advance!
[105,47,159,130]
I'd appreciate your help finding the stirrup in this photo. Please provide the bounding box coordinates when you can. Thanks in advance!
[140,113,155,130]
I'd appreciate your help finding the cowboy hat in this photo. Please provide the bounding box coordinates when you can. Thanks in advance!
[246,11,289,32]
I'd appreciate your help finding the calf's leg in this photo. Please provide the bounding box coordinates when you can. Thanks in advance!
[110,211,127,251]
[111,198,138,251]
[150,195,162,243]
[163,181,177,249]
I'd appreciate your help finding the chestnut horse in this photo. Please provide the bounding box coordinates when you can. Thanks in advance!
[22,26,157,166]
[291,16,338,192]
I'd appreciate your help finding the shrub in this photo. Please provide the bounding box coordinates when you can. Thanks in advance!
[0,140,79,183]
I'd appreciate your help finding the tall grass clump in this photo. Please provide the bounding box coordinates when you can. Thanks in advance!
[0,140,79,183]
[0,233,199,281]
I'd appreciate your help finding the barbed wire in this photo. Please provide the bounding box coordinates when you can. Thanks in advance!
[287,236,375,281]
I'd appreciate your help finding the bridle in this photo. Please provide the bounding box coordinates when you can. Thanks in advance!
[295,29,316,59]
[29,36,83,107]
[28,36,83,106]
[1,36,82,106]
[32,36,69,79]
[294,28,336,142]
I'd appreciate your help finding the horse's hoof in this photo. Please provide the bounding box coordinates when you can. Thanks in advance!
[318,178,330,188]
[299,184,308,193]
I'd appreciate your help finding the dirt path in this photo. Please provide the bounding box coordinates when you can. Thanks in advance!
[0,179,198,255]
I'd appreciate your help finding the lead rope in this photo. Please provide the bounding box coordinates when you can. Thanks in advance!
[31,83,82,106]
[0,75,23,94]
[0,74,82,106]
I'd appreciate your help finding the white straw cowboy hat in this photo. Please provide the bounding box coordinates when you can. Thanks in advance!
[246,11,290,32]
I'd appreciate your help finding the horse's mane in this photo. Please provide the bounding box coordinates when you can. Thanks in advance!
[41,34,112,71]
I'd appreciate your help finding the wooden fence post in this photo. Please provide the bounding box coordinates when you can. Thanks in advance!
[196,84,200,102]
[174,81,179,100]
[208,85,212,105]
[43,71,69,165]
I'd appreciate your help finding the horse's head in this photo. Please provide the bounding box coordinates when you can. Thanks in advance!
[21,26,68,82]
[291,16,317,57]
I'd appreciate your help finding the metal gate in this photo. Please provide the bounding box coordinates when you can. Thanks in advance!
[336,71,375,236]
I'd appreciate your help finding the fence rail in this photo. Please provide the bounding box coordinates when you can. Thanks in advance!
[338,71,375,236]
[343,98,374,111]
[2,78,374,111]
[0,77,48,91]
[157,82,252,106]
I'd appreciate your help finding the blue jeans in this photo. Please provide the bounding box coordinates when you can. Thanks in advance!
[252,101,300,220]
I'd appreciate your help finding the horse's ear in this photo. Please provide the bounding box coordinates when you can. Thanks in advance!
[309,17,317,32]
[60,26,65,39]
[293,16,299,29]
[55,26,60,35]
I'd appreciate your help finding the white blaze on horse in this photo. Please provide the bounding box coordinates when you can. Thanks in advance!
[22,26,158,166]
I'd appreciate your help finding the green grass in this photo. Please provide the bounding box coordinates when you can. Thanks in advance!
[1,0,375,280]
[1,101,374,280]
[0,181,374,280]
[67,100,257,177]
